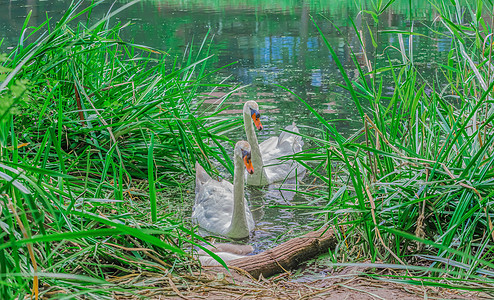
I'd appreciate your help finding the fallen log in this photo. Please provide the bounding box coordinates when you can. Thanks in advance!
[226,226,337,279]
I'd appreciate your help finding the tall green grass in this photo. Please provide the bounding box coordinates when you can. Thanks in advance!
[0,1,237,298]
[291,0,494,291]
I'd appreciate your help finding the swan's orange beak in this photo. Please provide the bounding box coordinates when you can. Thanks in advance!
[243,152,254,174]
[250,109,263,131]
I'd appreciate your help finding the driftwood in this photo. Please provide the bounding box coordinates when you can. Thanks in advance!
[226,226,337,279]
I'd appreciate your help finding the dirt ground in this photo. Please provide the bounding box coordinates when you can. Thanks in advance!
[109,225,490,299]
[141,265,490,300]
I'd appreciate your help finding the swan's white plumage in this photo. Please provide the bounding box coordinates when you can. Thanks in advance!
[243,101,306,185]
[258,123,305,183]
[197,243,254,266]
[198,252,247,266]
[193,164,255,236]
[193,142,255,238]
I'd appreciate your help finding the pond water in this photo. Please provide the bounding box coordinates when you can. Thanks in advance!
[1,0,451,135]
[1,0,453,251]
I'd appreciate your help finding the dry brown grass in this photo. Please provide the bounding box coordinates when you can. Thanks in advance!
[108,265,490,299]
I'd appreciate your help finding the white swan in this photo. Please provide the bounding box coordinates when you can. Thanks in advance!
[193,141,255,239]
[243,100,305,186]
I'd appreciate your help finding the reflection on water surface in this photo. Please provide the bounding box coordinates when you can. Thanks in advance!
[1,1,451,136]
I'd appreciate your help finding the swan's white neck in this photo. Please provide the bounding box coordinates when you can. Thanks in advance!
[227,152,250,238]
[243,109,269,185]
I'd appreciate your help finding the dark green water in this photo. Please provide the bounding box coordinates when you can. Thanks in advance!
[0,0,453,250]
[1,0,451,136]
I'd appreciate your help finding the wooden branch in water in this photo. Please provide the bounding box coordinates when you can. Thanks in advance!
[227,227,337,279]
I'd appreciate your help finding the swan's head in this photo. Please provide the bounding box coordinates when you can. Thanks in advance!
[235,141,254,174]
[243,101,263,131]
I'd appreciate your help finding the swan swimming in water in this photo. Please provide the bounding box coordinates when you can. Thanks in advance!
[193,141,255,239]
[242,100,305,186]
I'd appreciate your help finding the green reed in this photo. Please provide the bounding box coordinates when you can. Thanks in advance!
[288,0,494,292]
[0,1,235,298]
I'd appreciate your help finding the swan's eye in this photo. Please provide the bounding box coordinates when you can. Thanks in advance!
[242,150,254,174]
[250,108,263,131]
[241,149,251,160]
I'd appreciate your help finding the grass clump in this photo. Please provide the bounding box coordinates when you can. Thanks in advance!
[291,0,494,292]
[0,1,237,298]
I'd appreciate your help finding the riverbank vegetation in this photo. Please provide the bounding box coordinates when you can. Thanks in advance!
[2,0,494,298]
[0,1,240,298]
[292,0,494,293]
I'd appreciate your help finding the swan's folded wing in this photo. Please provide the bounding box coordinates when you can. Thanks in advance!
[193,180,236,235]
[262,135,301,163]
[194,178,233,205]
[277,123,303,149]
[195,162,213,193]
[259,136,279,159]
[262,136,306,183]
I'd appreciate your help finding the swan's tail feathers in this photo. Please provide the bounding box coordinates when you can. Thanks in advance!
[195,162,212,192]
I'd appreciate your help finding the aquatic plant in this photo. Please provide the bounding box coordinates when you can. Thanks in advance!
[0,1,238,298]
[290,0,494,292]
